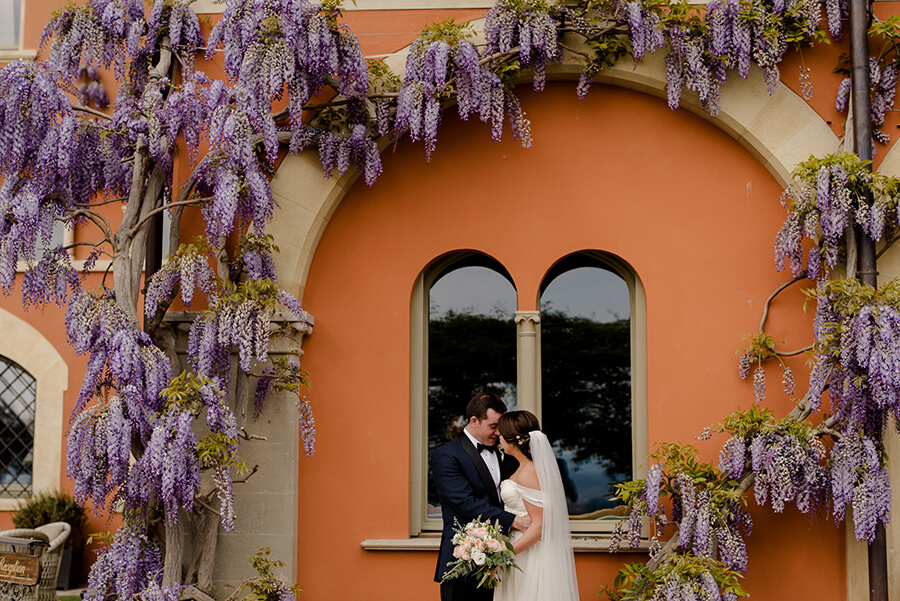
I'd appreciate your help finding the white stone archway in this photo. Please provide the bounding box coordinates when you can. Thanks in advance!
[0,307,67,510]
[267,18,839,297]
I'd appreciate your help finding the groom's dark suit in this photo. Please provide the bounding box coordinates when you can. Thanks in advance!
[430,434,519,600]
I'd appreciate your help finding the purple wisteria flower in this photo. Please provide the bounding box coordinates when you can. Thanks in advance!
[809,282,900,434]
[718,436,747,480]
[83,520,163,601]
[65,290,173,439]
[208,0,368,150]
[485,0,560,90]
[830,431,891,542]
[749,432,826,514]
[145,246,220,318]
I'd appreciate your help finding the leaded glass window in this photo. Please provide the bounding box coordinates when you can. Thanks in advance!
[0,357,35,498]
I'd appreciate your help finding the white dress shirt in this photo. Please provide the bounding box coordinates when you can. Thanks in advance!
[463,428,501,498]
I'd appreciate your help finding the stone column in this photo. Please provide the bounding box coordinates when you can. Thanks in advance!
[514,311,540,414]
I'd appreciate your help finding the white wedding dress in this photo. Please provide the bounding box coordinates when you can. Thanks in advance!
[494,432,579,601]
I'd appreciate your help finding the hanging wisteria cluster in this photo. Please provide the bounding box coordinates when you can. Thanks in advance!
[807,278,900,435]
[601,553,747,601]
[736,333,795,403]
[830,430,891,542]
[835,58,900,144]
[144,241,221,314]
[485,0,560,92]
[389,18,533,160]
[77,65,110,108]
[609,442,753,599]
[775,152,900,281]
[834,10,900,145]
[716,407,827,516]
[83,522,164,601]
[571,0,822,115]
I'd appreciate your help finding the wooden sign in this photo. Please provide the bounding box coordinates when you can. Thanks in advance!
[0,552,40,585]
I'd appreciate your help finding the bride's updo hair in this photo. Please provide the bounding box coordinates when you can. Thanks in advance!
[499,410,541,460]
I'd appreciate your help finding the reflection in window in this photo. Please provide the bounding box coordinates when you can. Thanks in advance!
[426,263,517,518]
[0,357,35,498]
[540,265,631,516]
[0,0,21,49]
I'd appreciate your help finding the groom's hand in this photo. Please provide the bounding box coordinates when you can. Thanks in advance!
[511,515,532,532]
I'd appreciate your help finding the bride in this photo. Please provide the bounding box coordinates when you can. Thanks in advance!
[495,410,579,601]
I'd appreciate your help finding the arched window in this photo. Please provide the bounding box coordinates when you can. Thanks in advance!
[0,357,35,498]
[0,307,67,510]
[410,250,646,539]
[540,256,633,517]
[420,253,518,522]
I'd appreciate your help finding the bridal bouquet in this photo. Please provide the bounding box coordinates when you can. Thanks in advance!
[441,517,519,589]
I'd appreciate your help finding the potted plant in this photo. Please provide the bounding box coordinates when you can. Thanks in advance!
[12,490,88,590]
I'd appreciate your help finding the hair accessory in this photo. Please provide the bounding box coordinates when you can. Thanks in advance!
[514,434,531,446]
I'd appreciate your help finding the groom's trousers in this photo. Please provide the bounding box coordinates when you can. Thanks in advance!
[441,580,493,601]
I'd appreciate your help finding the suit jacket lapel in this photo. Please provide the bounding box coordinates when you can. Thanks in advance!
[460,436,501,507]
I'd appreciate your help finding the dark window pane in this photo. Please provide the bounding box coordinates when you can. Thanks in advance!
[427,265,516,518]
[0,357,35,498]
[540,266,631,516]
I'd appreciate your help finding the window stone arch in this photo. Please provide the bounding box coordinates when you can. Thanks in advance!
[0,307,67,510]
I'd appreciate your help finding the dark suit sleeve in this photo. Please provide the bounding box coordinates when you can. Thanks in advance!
[430,446,515,533]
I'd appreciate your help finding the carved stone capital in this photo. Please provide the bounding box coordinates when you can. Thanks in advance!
[514,311,541,333]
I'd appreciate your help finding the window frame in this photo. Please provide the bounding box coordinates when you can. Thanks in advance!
[0,307,67,510]
[0,0,37,62]
[0,356,36,499]
[410,250,647,538]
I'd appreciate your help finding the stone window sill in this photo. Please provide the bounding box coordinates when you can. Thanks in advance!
[360,536,651,553]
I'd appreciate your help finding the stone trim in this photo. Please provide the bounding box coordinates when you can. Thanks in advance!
[360,536,650,552]
[0,49,37,62]
[266,18,838,297]
[0,308,67,510]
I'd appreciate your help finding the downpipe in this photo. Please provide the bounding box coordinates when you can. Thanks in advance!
[848,0,887,599]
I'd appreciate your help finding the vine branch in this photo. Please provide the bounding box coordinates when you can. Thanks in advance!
[759,271,808,333]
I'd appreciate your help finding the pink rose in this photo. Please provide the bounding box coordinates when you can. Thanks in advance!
[453,546,464,559]
[486,538,501,552]
[464,537,475,549]
[475,539,485,552]
[473,527,488,538]
[461,550,471,562]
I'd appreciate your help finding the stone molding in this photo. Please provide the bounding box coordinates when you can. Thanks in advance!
[0,308,67,511]
[266,18,838,298]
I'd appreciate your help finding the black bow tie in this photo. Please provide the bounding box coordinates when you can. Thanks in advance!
[476,443,497,454]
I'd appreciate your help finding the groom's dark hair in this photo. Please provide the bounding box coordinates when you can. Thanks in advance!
[466,392,507,421]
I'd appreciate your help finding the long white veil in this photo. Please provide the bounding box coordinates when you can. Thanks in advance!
[530,430,580,600]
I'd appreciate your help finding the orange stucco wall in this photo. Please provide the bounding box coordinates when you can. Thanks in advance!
[297,83,843,599]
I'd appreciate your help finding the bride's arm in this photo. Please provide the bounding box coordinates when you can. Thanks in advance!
[511,501,543,554]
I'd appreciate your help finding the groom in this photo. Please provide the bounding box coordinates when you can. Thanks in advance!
[430,392,531,601]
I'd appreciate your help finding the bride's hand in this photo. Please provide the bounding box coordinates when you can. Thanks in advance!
[512,515,532,532]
